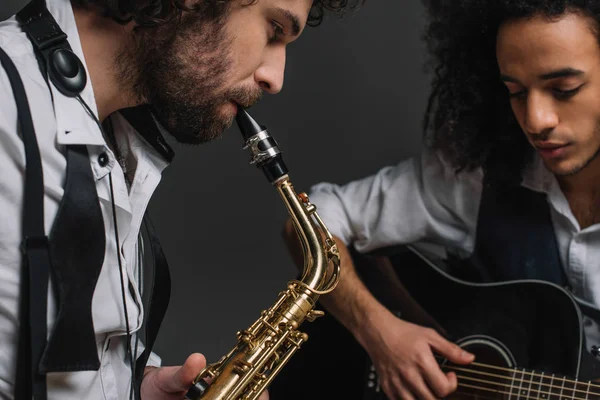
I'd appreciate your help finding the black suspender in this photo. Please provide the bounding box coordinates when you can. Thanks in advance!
[0,44,50,400]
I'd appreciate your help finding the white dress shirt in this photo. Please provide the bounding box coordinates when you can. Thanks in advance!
[309,148,600,350]
[0,1,164,398]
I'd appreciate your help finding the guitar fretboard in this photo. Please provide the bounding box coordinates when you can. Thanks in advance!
[443,362,600,400]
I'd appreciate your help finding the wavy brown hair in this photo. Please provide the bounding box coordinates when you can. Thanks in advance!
[70,0,362,27]
[422,0,600,184]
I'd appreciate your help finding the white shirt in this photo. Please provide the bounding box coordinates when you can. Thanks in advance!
[0,1,164,398]
[309,148,600,349]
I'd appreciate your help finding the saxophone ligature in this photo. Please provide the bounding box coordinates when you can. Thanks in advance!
[185,108,341,400]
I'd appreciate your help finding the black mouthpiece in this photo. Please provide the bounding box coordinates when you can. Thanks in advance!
[236,107,264,140]
[236,107,288,183]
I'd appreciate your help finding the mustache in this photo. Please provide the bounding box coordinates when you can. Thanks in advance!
[528,128,565,142]
[225,86,263,108]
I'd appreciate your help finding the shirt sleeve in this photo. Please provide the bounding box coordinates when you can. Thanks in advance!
[308,148,484,255]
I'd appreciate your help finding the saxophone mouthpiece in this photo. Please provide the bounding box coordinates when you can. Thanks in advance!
[236,107,264,141]
[236,107,288,183]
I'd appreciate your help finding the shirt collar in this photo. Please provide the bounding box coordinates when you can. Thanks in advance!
[44,0,175,167]
[520,153,557,194]
[520,153,576,221]
[111,112,171,175]
[119,106,175,164]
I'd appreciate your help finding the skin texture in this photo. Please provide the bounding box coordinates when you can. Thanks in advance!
[497,12,600,229]
[73,0,312,397]
[75,0,311,142]
[283,11,600,400]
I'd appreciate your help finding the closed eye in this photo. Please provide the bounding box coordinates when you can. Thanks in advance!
[508,90,527,100]
[552,85,584,100]
[268,21,285,43]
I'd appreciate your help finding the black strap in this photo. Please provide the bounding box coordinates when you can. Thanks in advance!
[42,144,105,372]
[134,216,172,399]
[15,0,66,81]
[0,46,49,400]
[15,0,106,371]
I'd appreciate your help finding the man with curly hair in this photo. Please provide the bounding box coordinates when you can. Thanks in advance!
[0,0,360,399]
[282,1,600,399]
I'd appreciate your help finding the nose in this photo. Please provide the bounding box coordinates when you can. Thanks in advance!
[254,47,286,95]
[523,92,559,135]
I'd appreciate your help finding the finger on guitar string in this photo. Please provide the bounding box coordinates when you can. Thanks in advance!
[418,347,459,398]
[427,329,475,366]
[361,315,471,400]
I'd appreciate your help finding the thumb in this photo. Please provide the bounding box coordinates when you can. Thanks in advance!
[156,353,207,393]
[430,335,475,365]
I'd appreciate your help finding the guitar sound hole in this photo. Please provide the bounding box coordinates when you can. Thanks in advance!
[443,336,517,400]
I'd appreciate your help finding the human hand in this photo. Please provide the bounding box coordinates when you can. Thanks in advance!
[140,353,205,400]
[359,313,474,400]
[140,353,269,400]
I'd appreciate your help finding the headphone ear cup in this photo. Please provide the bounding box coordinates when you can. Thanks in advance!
[48,48,87,97]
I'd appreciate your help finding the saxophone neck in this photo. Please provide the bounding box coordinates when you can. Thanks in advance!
[275,177,338,291]
[236,107,340,293]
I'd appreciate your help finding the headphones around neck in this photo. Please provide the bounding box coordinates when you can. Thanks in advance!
[46,47,87,97]
[14,0,87,97]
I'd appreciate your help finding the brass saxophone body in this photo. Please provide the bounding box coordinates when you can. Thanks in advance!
[185,109,340,400]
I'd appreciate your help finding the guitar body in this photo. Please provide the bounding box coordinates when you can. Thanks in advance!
[268,245,600,400]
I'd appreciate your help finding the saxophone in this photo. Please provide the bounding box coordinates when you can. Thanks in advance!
[185,108,341,400]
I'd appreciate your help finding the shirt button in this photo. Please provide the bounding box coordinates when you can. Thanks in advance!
[98,152,109,167]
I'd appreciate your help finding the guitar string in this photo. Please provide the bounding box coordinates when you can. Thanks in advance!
[434,358,600,390]
[446,365,598,396]
[453,388,503,400]
[456,381,596,400]
[458,382,536,399]
[445,380,597,400]
[451,373,598,399]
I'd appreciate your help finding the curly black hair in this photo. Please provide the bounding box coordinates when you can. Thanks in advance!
[422,0,600,184]
[70,0,362,28]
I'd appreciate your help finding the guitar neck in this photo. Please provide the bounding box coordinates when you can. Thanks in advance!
[443,361,598,400]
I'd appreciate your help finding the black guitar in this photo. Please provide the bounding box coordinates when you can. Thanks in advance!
[268,245,600,400]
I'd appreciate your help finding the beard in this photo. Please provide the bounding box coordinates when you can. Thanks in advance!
[116,11,262,144]
[552,146,600,177]
[544,124,600,177]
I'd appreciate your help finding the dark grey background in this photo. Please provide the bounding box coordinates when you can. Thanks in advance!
[150,1,431,365]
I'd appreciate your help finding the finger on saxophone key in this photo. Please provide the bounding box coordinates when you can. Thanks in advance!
[141,353,206,398]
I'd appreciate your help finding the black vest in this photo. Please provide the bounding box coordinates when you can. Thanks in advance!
[453,179,600,378]
[463,181,568,285]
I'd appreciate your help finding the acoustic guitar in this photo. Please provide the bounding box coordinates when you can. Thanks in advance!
[268,245,600,400]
